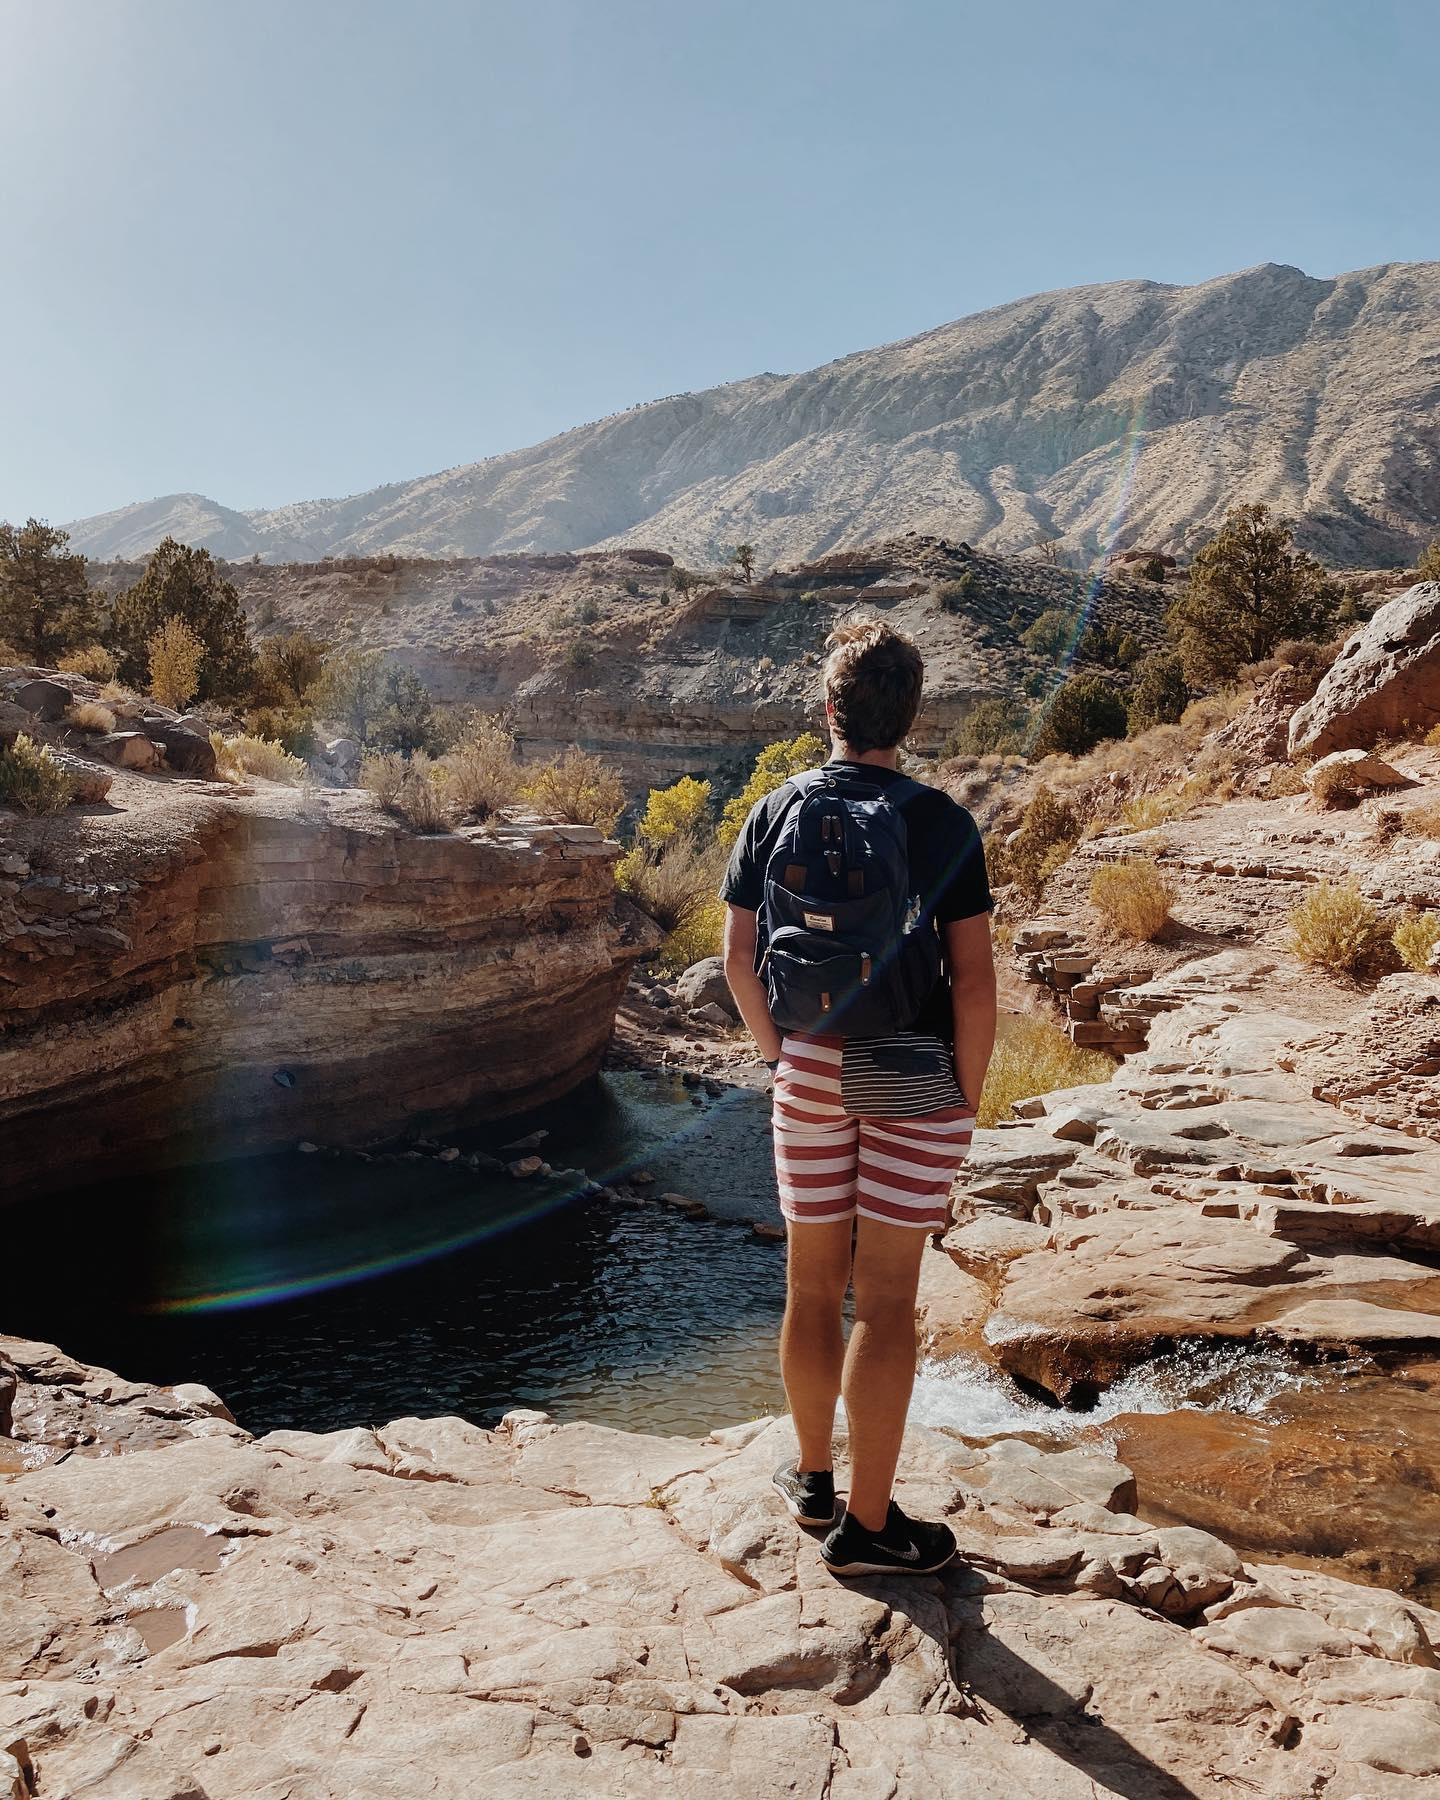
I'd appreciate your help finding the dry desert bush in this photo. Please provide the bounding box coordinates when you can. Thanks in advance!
[522,747,624,835]
[0,734,78,814]
[437,715,521,821]
[986,786,1080,903]
[213,732,306,786]
[57,644,117,682]
[64,700,116,734]
[1393,910,1440,975]
[361,750,449,832]
[1403,802,1440,841]
[617,835,723,932]
[977,1013,1113,1129]
[1309,760,1366,810]
[1090,857,1175,941]
[1288,880,1392,978]
[616,834,727,972]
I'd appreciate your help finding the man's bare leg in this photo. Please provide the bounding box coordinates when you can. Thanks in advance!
[841,1216,929,1531]
[779,1218,853,1472]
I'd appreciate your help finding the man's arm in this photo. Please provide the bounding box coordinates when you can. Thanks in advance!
[945,913,997,1112]
[723,904,784,1064]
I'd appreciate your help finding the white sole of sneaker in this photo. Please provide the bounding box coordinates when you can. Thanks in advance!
[821,1551,957,1576]
[771,1476,839,1528]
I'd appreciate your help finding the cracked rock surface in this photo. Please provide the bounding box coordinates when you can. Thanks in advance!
[3,1334,1440,1797]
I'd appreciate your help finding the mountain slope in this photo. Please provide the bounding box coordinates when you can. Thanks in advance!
[64,260,1440,567]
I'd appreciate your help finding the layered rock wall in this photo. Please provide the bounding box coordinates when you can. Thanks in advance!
[0,790,650,1200]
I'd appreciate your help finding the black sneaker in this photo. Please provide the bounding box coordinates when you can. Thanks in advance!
[821,1501,957,1576]
[771,1461,840,1527]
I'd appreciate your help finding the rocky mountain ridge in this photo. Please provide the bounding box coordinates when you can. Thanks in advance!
[62,260,1440,569]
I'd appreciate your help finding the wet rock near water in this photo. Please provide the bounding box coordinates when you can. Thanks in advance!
[5,1332,1440,1797]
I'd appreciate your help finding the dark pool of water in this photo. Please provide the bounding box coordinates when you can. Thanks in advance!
[6,1073,790,1437]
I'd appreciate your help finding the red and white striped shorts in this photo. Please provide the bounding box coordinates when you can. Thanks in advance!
[771,1033,975,1231]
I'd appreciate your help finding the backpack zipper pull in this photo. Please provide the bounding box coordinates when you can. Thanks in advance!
[860,952,872,985]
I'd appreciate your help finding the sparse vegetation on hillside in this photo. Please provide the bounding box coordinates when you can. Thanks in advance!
[987,786,1080,904]
[976,1013,1113,1129]
[1127,651,1190,732]
[945,697,1028,757]
[0,733,78,814]
[729,544,757,585]
[1090,857,1174,941]
[1020,608,1072,659]
[1288,881,1391,978]
[0,520,102,664]
[933,572,975,614]
[1167,503,1339,686]
[1417,540,1440,583]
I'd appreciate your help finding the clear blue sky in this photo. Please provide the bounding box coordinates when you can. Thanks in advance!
[3,0,1435,524]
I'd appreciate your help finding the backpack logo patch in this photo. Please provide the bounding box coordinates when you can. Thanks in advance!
[802,911,835,931]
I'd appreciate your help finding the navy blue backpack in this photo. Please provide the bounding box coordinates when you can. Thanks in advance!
[756,769,942,1036]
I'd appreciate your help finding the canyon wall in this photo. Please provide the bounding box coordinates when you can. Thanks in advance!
[0,785,652,1202]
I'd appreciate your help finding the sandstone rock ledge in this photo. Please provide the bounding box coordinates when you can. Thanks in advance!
[3,1337,1439,1797]
[0,783,655,1199]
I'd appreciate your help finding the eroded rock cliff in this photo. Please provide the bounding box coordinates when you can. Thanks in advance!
[1,770,650,1202]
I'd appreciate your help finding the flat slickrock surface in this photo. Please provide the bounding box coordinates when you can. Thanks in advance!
[4,1334,1440,1797]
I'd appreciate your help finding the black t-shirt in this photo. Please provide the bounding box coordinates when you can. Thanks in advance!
[719,760,993,1039]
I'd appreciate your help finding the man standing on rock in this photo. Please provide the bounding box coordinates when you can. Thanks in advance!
[721,619,996,1576]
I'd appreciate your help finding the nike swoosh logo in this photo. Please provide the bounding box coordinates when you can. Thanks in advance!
[895,1542,920,1562]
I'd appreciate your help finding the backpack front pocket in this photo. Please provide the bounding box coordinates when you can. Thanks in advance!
[764,926,893,1035]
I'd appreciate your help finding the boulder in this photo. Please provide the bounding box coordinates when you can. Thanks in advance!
[1289,581,1440,756]
[91,731,162,771]
[324,736,362,778]
[48,750,113,803]
[675,955,736,1018]
[9,676,72,722]
[0,699,36,749]
[143,719,218,778]
[1305,747,1412,798]
[688,1001,733,1030]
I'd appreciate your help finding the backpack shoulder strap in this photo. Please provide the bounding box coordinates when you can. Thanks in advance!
[772,768,829,816]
